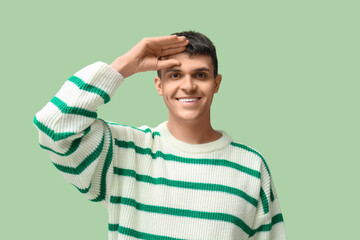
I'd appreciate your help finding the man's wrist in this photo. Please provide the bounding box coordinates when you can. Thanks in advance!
[110,56,133,78]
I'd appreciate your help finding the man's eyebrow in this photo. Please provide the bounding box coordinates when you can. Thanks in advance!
[163,67,211,75]
[163,68,181,75]
[193,67,211,72]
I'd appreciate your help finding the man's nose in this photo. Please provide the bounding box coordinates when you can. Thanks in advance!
[180,75,197,92]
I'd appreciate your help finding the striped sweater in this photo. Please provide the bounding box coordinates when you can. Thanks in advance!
[34,62,286,239]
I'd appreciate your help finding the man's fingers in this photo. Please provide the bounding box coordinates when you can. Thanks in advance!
[161,40,189,50]
[145,35,187,46]
[161,47,187,57]
[156,59,181,70]
[142,35,188,58]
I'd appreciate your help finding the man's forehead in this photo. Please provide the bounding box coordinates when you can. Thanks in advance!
[162,53,213,69]
[162,52,208,60]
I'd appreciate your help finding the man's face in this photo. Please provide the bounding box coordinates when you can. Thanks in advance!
[154,53,222,123]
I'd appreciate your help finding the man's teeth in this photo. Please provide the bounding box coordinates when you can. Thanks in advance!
[177,98,199,102]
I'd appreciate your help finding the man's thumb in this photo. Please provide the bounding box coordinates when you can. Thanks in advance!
[156,59,181,70]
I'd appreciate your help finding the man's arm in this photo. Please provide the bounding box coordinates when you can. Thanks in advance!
[33,35,189,207]
[110,35,188,77]
[248,161,286,239]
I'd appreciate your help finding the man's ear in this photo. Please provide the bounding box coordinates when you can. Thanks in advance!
[154,77,163,96]
[214,74,222,93]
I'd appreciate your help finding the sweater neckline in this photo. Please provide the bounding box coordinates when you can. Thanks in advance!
[156,121,232,154]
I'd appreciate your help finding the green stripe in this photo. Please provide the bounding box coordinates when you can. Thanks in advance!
[230,142,270,176]
[152,132,160,138]
[39,126,91,156]
[33,116,76,141]
[115,139,260,179]
[260,187,269,214]
[68,75,111,103]
[75,183,91,194]
[52,131,105,175]
[249,213,284,237]
[50,96,97,118]
[231,141,272,213]
[110,196,252,235]
[270,187,275,202]
[91,122,114,202]
[114,167,258,207]
[106,122,160,138]
[109,224,185,240]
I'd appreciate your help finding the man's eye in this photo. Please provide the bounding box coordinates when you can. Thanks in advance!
[196,73,207,78]
[170,73,180,79]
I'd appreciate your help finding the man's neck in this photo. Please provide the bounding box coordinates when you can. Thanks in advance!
[166,117,222,144]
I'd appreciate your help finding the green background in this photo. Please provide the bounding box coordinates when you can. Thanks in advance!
[1,0,359,239]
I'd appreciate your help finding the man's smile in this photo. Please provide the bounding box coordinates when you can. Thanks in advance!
[175,97,201,103]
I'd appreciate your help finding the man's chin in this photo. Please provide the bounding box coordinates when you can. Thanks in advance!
[170,114,202,123]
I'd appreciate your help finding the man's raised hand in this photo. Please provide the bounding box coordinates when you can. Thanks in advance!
[110,35,189,78]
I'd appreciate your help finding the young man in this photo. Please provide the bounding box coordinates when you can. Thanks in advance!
[34,31,286,239]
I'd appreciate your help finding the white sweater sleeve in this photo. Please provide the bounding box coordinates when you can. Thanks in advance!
[248,161,287,239]
[34,62,124,207]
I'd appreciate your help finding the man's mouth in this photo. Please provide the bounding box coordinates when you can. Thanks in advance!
[176,97,201,103]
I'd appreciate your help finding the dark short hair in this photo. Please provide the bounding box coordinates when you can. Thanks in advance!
[157,31,218,78]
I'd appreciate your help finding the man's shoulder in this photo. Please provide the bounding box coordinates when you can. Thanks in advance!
[226,138,268,169]
[106,121,161,141]
[229,139,274,179]
[229,140,265,162]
